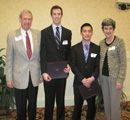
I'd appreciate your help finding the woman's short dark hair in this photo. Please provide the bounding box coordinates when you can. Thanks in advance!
[80,23,93,32]
[50,5,63,15]
[101,18,116,30]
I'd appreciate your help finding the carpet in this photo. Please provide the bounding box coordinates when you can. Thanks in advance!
[1,101,130,120]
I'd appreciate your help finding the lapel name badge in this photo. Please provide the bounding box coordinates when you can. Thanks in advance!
[62,40,68,45]
[109,46,115,51]
[91,53,97,58]
[15,36,22,41]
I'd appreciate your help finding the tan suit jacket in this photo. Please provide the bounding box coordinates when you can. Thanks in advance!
[6,28,41,89]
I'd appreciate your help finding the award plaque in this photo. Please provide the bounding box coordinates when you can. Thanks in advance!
[79,80,101,100]
[47,61,67,79]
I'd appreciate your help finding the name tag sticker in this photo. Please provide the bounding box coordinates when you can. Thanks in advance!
[15,36,22,41]
[62,40,68,45]
[109,46,115,51]
[91,53,97,58]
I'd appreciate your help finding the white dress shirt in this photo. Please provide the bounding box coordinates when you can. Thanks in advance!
[20,28,33,53]
[52,24,62,40]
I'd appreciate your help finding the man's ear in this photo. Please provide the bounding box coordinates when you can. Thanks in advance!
[19,18,21,23]
[80,32,82,36]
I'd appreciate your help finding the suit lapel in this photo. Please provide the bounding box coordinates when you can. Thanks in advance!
[15,28,28,59]
[87,42,93,64]
[48,25,67,50]
[48,25,58,49]
[31,29,37,60]
[79,42,86,65]
[60,26,65,46]
[80,41,93,64]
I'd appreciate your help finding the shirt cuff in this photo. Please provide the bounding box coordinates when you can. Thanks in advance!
[81,78,86,83]
[91,76,95,81]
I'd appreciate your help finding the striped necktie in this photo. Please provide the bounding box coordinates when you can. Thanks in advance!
[55,27,60,49]
[26,32,32,59]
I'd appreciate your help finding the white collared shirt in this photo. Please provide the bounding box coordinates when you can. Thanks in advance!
[20,28,33,52]
[52,24,62,40]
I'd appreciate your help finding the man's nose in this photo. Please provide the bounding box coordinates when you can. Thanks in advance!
[26,19,30,22]
[55,14,59,17]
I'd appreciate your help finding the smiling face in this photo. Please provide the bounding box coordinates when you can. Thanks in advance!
[103,25,114,39]
[19,12,32,31]
[81,26,93,43]
[51,9,62,26]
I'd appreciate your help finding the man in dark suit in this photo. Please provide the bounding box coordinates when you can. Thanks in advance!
[70,23,100,120]
[40,5,72,120]
[6,10,41,120]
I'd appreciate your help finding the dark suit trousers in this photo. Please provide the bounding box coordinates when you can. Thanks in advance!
[15,73,38,120]
[72,86,96,120]
[43,78,66,120]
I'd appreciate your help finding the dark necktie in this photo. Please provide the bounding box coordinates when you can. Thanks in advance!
[55,27,60,49]
[26,32,32,59]
[84,44,88,62]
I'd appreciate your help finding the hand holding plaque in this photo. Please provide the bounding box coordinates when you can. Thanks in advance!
[79,80,101,100]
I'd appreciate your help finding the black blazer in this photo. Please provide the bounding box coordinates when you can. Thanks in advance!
[40,25,72,74]
[70,42,100,87]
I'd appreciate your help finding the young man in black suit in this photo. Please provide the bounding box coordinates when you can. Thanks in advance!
[40,5,72,120]
[70,23,100,120]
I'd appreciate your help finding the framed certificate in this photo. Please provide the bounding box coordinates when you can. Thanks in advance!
[47,61,68,79]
